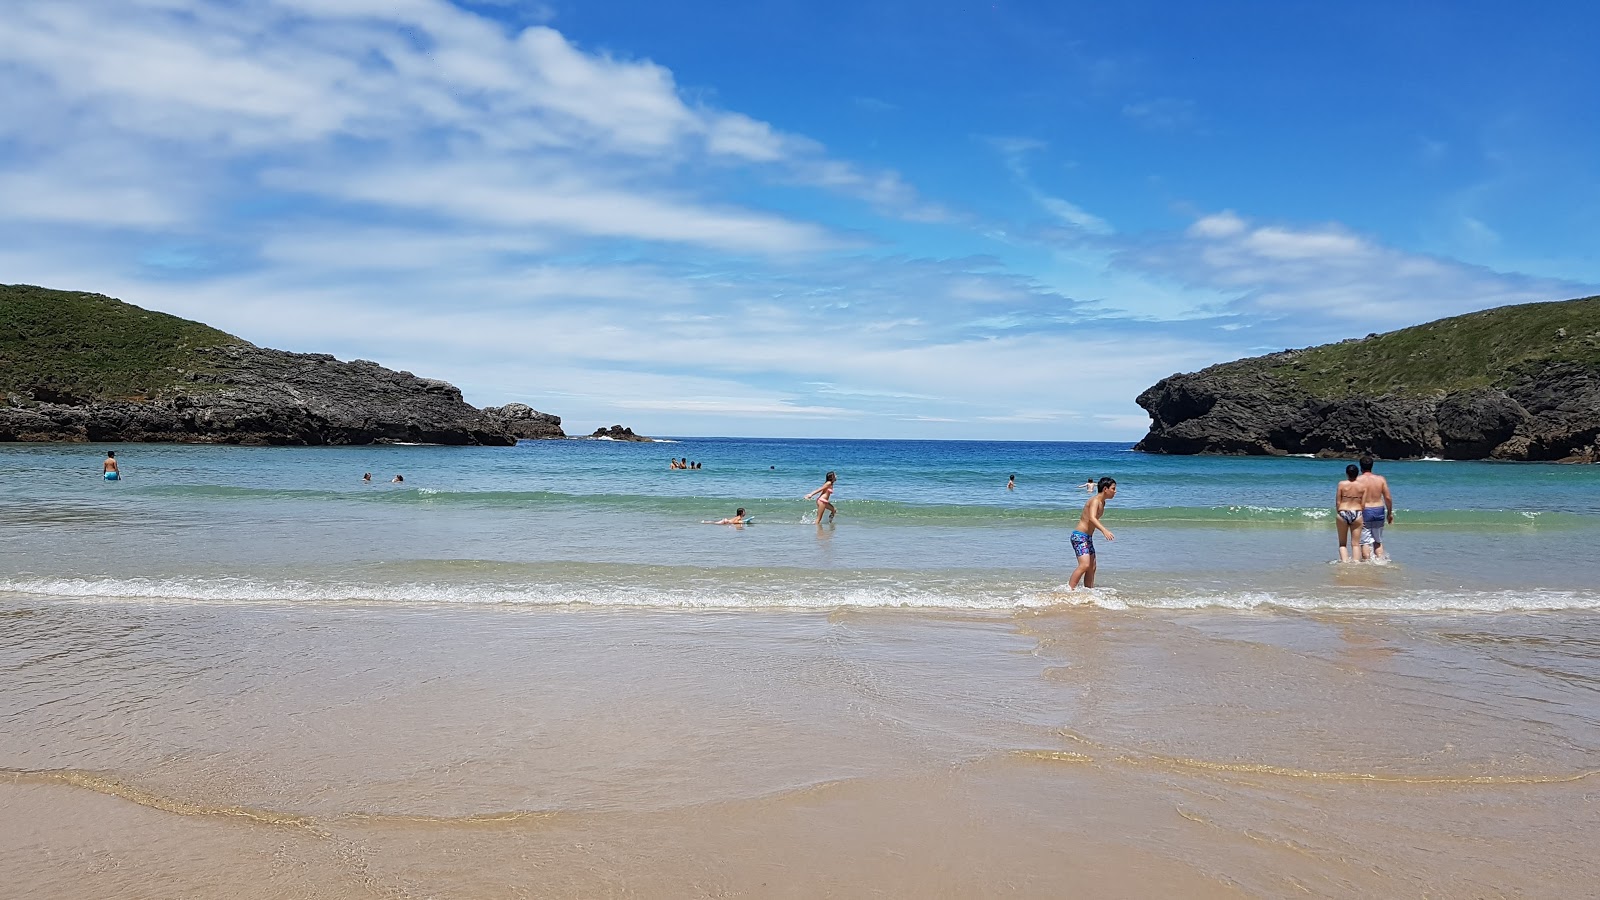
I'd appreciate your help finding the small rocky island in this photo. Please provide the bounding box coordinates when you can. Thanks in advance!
[588,425,656,442]
[1134,295,1600,461]
[1,285,566,446]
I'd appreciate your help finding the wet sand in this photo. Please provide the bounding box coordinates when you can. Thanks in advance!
[3,599,1595,898]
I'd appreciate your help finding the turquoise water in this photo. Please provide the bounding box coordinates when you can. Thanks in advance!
[4,438,1599,611]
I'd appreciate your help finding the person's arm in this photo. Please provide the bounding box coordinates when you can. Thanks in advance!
[805,486,821,500]
[1383,480,1395,523]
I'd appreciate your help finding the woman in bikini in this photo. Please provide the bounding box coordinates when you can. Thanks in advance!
[1334,463,1365,562]
[805,471,838,523]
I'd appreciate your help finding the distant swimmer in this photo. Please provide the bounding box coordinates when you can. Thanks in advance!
[1079,477,1097,492]
[1068,477,1117,590]
[363,472,372,482]
[704,508,748,525]
[1334,463,1364,562]
[391,474,405,484]
[1355,455,1394,561]
[805,471,838,523]
[102,450,120,481]
[1007,474,1016,491]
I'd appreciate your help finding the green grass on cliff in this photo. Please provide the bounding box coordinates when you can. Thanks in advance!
[1228,296,1600,398]
[0,284,239,402]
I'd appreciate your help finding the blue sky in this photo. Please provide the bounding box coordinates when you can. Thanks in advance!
[2,0,1596,439]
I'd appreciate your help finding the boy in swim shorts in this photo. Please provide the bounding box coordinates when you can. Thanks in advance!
[1068,477,1117,590]
[102,450,120,481]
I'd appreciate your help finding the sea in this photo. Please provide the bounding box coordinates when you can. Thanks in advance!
[2,438,1597,898]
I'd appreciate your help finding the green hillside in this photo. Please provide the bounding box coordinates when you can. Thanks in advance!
[0,284,239,402]
[1228,296,1600,397]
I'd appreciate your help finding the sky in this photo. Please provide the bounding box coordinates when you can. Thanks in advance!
[2,0,1598,440]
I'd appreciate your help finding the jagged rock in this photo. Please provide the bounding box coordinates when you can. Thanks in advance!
[588,425,654,442]
[0,342,517,446]
[482,403,565,440]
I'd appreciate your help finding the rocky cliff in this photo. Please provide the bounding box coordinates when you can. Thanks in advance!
[0,285,560,446]
[1134,296,1600,462]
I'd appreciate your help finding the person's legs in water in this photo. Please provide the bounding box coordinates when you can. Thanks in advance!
[1068,530,1096,589]
[1337,509,1359,562]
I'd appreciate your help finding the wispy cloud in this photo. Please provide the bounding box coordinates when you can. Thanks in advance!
[1112,211,1595,331]
[987,136,1112,234]
[1121,97,1199,132]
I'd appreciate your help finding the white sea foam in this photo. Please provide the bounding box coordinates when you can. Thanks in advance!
[3,577,1597,614]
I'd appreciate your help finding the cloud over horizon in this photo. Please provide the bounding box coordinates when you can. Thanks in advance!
[2,0,1596,439]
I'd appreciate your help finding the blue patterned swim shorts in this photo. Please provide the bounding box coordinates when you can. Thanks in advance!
[1070,530,1095,558]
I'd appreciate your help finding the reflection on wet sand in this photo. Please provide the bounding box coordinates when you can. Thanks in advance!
[2,600,1596,898]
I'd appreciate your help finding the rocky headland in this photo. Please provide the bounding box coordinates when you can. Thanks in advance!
[1,285,565,446]
[1135,296,1600,462]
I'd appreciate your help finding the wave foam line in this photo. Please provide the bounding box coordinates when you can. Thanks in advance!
[1,767,319,830]
[0,576,1060,611]
[4,577,1600,613]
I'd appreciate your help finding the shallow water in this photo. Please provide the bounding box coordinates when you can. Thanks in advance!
[2,440,1597,897]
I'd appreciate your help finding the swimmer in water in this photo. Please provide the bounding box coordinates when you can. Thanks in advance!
[805,471,838,523]
[102,450,120,481]
[1007,474,1016,491]
[363,472,372,482]
[391,474,405,484]
[704,508,747,525]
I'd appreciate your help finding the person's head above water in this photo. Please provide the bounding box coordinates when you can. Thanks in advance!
[1097,476,1116,494]
[1346,464,1360,481]
[825,471,836,482]
[735,508,745,517]
[107,451,115,458]
[1359,454,1375,473]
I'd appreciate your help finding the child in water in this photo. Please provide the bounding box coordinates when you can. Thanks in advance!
[805,472,838,523]
[1068,477,1117,590]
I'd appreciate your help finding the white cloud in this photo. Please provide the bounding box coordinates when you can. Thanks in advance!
[0,0,940,250]
[988,136,1112,234]
[1117,211,1594,330]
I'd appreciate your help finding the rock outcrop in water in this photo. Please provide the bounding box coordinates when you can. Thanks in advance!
[588,425,655,442]
[1134,296,1600,462]
[0,284,555,446]
[482,403,566,440]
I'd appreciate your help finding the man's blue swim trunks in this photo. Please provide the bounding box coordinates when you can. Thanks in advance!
[1361,505,1385,545]
[1070,530,1095,557]
[103,471,119,481]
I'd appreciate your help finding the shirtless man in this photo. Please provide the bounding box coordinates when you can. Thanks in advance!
[1334,463,1364,562]
[102,450,120,481]
[1355,455,1395,561]
[1068,477,1117,590]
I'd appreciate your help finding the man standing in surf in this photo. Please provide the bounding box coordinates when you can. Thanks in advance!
[1355,455,1395,561]
[1068,477,1117,590]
